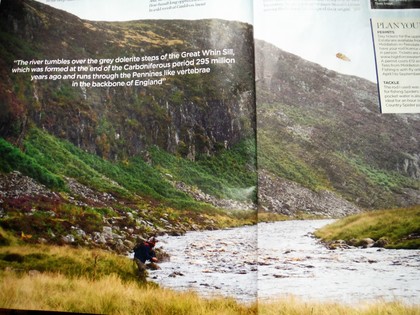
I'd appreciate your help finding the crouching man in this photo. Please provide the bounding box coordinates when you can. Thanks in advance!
[133,236,159,276]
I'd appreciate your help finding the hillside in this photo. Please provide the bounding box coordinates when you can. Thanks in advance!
[256,40,420,216]
[0,0,257,253]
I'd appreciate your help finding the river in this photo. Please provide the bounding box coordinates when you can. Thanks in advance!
[148,220,420,304]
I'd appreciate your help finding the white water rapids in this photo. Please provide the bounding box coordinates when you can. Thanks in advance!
[148,220,420,304]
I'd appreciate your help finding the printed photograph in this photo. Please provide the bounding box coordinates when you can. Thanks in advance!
[0,0,258,313]
[0,0,419,314]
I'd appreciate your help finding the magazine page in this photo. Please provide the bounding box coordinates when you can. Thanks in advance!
[254,0,420,311]
[0,0,258,313]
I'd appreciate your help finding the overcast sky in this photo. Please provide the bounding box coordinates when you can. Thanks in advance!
[253,1,420,83]
[253,1,378,82]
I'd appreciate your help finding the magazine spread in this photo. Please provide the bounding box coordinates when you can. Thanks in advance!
[0,0,419,314]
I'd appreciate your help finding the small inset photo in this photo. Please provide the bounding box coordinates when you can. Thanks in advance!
[370,0,420,9]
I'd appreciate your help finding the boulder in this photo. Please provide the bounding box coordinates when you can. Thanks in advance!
[327,239,350,250]
[373,237,389,248]
[62,234,75,244]
[358,238,375,248]
[102,226,113,239]
[93,232,106,244]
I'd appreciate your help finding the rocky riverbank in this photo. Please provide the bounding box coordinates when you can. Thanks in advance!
[324,237,389,250]
[0,171,255,255]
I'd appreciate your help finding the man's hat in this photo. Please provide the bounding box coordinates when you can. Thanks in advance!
[148,236,158,244]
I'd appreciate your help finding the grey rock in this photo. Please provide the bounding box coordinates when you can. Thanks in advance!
[74,228,86,238]
[359,238,375,248]
[93,232,106,244]
[373,237,389,248]
[102,226,113,239]
[62,234,75,244]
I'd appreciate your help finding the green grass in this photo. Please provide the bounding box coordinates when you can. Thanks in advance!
[341,154,419,192]
[23,128,133,197]
[314,206,420,249]
[0,137,65,189]
[257,131,329,192]
[0,128,259,251]
[149,138,257,202]
[0,199,106,244]
[0,128,258,249]
[0,241,140,282]
[0,127,257,210]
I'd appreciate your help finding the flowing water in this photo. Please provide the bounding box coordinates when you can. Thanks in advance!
[148,225,258,301]
[148,220,420,304]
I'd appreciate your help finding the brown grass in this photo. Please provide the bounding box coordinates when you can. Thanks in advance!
[1,270,419,315]
[258,296,420,315]
[0,270,256,315]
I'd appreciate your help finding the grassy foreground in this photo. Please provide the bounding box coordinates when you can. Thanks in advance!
[1,213,419,314]
[0,271,255,315]
[0,242,419,314]
[314,205,420,249]
[259,298,420,315]
[0,241,254,314]
[1,270,419,315]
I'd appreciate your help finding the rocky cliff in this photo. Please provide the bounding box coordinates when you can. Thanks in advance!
[0,0,255,161]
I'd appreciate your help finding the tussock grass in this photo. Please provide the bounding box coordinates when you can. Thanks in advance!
[0,270,256,315]
[0,244,139,282]
[314,206,420,249]
[1,271,419,315]
[258,211,289,223]
[0,227,17,247]
[258,296,420,315]
[208,211,257,228]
